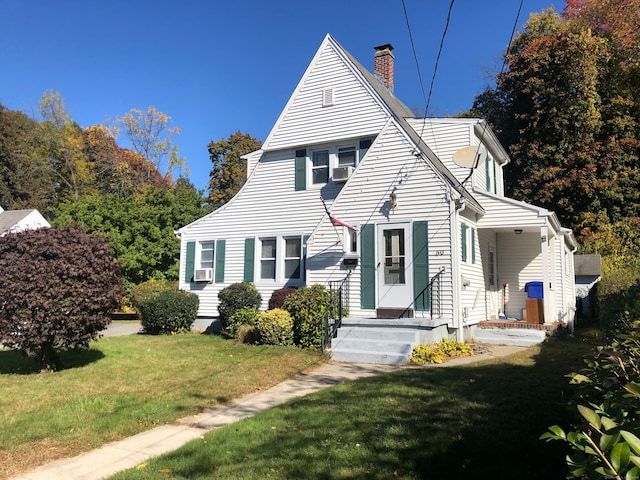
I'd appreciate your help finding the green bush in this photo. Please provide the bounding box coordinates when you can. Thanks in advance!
[410,338,475,365]
[255,309,294,346]
[138,289,199,335]
[218,282,262,329]
[282,284,330,349]
[268,287,298,310]
[130,279,177,311]
[225,307,258,338]
[236,324,259,344]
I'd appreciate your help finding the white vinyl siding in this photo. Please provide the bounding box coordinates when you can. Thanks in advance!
[265,40,388,151]
[306,121,455,321]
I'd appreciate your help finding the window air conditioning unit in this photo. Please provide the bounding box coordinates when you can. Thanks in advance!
[333,166,354,182]
[194,268,213,282]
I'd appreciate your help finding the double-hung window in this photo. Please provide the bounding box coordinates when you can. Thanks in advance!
[284,237,302,279]
[312,150,329,184]
[260,238,277,280]
[199,241,215,269]
[338,146,356,167]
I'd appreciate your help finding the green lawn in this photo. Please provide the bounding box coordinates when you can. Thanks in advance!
[0,334,324,479]
[110,330,600,480]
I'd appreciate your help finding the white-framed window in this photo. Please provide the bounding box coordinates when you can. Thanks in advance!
[342,228,358,254]
[338,146,356,167]
[257,235,306,283]
[260,238,277,280]
[460,223,476,264]
[312,150,330,184]
[284,237,302,279]
[199,241,215,269]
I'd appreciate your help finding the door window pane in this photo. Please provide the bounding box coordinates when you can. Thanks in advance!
[383,229,405,285]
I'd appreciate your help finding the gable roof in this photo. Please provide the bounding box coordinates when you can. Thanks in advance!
[0,209,47,235]
[330,35,484,214]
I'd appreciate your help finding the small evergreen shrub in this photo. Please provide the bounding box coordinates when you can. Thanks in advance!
[130,279,177,311]
[255,309,294,346]
[225,307,258,338]
[218,282,262,329]
[410,338,475,365]
[139,289,199,335]
[236,324,259,344]
[268,287,298,310]
[282,284,330,349]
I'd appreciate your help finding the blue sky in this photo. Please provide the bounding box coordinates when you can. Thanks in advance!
[0,0,558,191]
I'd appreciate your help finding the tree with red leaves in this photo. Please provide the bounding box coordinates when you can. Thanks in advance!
[0,226,123,371]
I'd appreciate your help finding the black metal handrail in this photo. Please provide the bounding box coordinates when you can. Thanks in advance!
[400,266,445,320]
[322,271,351,352]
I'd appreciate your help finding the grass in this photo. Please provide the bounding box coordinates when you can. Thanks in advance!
[0,334,324,479]
[110,329,602,480]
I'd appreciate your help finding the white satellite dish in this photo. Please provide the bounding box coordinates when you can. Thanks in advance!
[452,145,486,169]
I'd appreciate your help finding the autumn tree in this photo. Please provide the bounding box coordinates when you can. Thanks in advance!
[471,1,640,255]
[0,226,123,371]
[0,104,54,213]
[207,131,262,209]
[115,106,184,182]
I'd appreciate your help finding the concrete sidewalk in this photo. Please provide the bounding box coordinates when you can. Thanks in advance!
[10,345,525,480]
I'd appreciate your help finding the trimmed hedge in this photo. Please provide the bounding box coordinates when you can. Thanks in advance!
[282,284,330,349]
[225,307,258,338]
[268,287,298,310]
[138,289,199,335]
[218,282,262,329]
[255,309,294,346]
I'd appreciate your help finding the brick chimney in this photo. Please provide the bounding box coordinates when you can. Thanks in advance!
[374,44,394,93]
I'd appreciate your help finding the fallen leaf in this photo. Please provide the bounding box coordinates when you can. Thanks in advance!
[136,463,148,470]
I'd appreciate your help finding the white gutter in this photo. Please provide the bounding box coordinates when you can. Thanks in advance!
[450,194,465,342]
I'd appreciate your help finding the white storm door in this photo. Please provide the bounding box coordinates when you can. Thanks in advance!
[377,224,412,308]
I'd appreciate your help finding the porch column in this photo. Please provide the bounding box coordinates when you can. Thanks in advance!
[541,226,553,324]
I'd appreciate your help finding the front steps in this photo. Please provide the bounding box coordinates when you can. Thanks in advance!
[472,320,560,347]
[328,317,449,365]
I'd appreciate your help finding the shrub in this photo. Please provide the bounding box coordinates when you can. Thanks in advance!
[282,284,330,349]
[138,289,199,335]
[218,282,262,328]
[255,309,294,346]
[225,307,259,338]
[0,226,123,371]
[410,338,475,365]
[268,287,298,310]
[236,324,259,344]
[130,279,177,311]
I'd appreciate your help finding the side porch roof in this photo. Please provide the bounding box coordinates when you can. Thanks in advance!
[475,191,577,249]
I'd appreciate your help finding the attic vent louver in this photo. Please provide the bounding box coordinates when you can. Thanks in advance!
[322,88,334,107]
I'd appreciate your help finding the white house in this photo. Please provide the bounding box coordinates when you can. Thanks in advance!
[177,35,576,362]
[0,207,50,236]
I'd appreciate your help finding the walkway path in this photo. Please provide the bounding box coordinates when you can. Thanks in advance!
[11,330,525,480]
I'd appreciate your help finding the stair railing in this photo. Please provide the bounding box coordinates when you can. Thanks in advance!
[322,271,352,353]
[399,266,446,320]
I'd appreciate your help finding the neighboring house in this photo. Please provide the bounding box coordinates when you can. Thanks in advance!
[574,254,602,319]
[177,34,576,349]
[0,207,50,236]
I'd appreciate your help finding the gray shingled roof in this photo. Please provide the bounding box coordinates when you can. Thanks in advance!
[333,36,484,213]
[0,209,39,235]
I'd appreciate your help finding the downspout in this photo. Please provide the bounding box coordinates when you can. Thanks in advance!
[541,225,551,324]
[450,194,466,342]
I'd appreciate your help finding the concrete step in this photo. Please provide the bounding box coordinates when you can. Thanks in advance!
[473,328,546,347]
[335,326,420,342]
[331,337,415,355]
[330,347,410,365]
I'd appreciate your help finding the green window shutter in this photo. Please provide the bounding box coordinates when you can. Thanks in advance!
[302,235,310,282]
[215,239,226,283]
[359,139,372,162]
[185,241,195,283]
[243,237,255,282]
[485,155,491,192]
[295,149,306,191]
[461,223,468,262]
[412,221,429,311]
[360,224,376,309]
[471,228,476,264]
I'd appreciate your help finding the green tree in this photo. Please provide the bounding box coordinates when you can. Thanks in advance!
[207,131,262,209]
[0,226,123,371]
[0,104,54,213]
[53,180,210,286]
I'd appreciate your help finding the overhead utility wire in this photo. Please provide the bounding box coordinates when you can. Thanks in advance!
[402,0,455,146]
[469,0,525,185]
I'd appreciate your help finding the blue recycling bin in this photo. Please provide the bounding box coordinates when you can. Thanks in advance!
[525,281,544,299]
